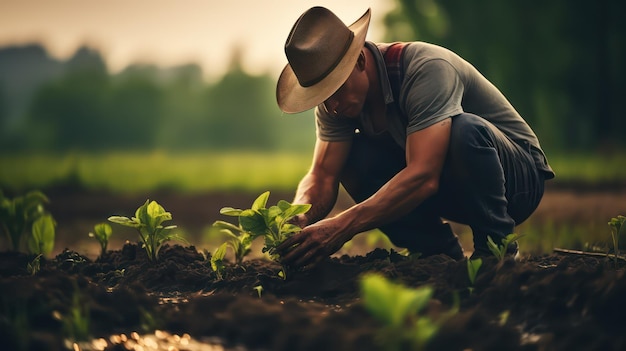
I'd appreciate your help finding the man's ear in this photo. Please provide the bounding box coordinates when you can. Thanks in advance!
[356,50,366,70]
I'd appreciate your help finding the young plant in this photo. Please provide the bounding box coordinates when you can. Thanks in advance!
[487,233,524,261]
[217,191,310,277]
[360,273,453,351]
[466,257,483,295]
[608,215,626,266]
[88,222,113,258]
[108,200,187,261]
[25,214,56,274]
[53,283,91,342]
[0,189,50,252]
[210,241,228,280]
[27,254,43,275]
[211,220,253,265]
[27,214,56,256]
[209,225,253,279]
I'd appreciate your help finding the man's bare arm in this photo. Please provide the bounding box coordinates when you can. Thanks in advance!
[292,138,351,227]
[276,119,451,268]
[336,118,452,233]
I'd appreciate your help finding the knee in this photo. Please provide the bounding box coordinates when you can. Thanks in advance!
[448,113,494,157]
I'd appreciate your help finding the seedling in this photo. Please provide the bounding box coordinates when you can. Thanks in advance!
[253,285,263,298]
[25,214,55,274]
[466,257,482,295]
[360,273,454,351]
[216,191,310,278]
[211,220,253,264]
[53,283,90,342]
[27,214,56,256]
[89,222,113,258]
[210,241,228,280]
[108,200,187,261]
[608,215,626,267]
[0,189,50,252]
[27,254,43,275]
[487,233,524,261]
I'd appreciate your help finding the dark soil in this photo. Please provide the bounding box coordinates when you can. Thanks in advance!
[2,242,626,351]
[3,185,626,351]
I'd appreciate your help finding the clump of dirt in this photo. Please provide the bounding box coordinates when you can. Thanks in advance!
[1,243,626,351]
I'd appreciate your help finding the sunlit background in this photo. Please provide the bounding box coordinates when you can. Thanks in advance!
[1,0,625,257]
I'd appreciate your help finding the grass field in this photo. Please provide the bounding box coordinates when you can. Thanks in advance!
[0,151,313,193]
[2,151,625,193]
[1,151,625,257]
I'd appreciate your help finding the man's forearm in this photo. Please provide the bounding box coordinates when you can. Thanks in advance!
[336,167,435,234]
[292,172,339,226]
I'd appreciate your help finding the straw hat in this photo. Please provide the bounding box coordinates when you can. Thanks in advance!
[276,7,371,114]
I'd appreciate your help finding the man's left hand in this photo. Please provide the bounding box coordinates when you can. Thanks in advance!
[275,217,350,268]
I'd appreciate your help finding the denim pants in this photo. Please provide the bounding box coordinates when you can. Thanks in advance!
[339,113,545,256]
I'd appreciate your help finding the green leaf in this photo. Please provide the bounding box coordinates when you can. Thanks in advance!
[277,200,292,211]
[618,215,626,237]
[503,233,524,246]
[239,210,267,236]
[251,191,270,211]
[108,216,141,228]
[413,317,439,349]
[281,203,312,220]
[211,242,228,275]
[360,274,401,325]
[486,235,502,259]
[360,273,434,327]
[93,222,112,240]
[467,258,482,285]
[219,207,243,216]
[29,214,55,255]
[147,200,171,227]
[280,223,302,235]
[135,199,151,226]
[213,220,245,235]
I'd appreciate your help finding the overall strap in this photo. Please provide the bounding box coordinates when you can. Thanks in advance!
[381,42,408,103]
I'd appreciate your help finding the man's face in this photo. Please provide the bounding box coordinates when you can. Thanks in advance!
[322,64,368,119]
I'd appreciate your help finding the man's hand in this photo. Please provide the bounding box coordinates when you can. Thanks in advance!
[275,217,352,268]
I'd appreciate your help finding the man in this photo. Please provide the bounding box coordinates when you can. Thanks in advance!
[274,7,554,267]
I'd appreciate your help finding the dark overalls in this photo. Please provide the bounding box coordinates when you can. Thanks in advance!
[339,113,547,258]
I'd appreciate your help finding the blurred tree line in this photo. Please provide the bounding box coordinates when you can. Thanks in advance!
[1,0,624,154]
[384,0,625,152]
[0,45,315,153]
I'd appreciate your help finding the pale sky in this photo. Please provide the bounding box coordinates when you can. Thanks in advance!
[0,0,393,80]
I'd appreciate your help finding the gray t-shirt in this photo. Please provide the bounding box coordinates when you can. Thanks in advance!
[315,41,554,178]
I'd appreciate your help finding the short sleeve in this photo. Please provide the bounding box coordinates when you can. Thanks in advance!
[402,59,464,135]
[315,106,359,141]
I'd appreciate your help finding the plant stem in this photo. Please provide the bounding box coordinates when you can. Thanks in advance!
[553,248,626,262]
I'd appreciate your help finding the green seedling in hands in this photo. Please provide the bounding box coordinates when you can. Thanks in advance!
[89,222,113,258]
[360,273,453,351]
[217,191,310,278]
[608,215,626,267]
[108,200,187,261]
[487,233,524,261]
[466,257,482,295]
[0,189,51,252]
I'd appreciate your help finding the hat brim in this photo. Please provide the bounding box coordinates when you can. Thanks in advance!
[276,8,371,114]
